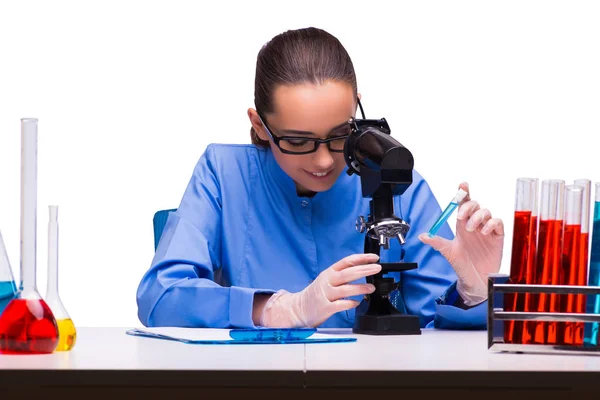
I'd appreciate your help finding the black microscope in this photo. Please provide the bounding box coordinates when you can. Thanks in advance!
[344,116,421,335]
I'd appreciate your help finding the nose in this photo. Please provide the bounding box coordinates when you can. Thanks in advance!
[312,143,335,170]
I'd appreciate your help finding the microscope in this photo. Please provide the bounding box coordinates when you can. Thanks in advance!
[344,117,421,335]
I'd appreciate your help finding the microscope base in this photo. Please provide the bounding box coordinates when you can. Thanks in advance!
[353,314,421,335]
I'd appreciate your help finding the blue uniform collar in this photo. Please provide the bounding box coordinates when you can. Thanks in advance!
[265,147,297,194]
[264,148,357,205]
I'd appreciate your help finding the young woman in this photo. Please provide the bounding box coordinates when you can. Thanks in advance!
[136,27,504,330]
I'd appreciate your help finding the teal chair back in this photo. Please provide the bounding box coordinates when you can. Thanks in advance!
[153,209,176,250]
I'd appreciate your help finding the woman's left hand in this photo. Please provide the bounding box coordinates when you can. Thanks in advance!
[419,182,505,306]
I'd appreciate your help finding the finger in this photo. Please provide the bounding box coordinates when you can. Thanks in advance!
[458,182,471,203]
[331,253,380,271]
[331,283,376,300]
[331,263,382,286]
[457,200,480,221]
[331,299,361,313]
[418,233,453,258]
[465,208,492,232]
[481,217,505,236]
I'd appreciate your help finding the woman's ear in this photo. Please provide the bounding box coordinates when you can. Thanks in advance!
[247,108,269,141]
[357,93,362,101]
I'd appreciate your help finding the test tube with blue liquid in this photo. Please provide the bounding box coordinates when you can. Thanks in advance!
[584,182,600,346]
[428,188,468,237]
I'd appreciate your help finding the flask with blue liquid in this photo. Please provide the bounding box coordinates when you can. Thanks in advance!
[0,230,17,315]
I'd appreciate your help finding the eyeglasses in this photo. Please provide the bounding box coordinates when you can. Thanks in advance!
[258,99,366,155]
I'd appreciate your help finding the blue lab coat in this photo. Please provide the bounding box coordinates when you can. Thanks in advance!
[136,144,487,329]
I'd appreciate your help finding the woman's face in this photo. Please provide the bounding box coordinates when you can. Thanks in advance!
[252,81,357,196]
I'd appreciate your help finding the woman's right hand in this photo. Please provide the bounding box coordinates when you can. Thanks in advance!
[259,253,382,328]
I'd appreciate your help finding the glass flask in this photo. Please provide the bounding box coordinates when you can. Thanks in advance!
[45,205,76,351]
[0,230,17,315]
[0,118,59,354]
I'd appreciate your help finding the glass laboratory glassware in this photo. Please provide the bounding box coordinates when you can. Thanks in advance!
[559,185,583,345]
[0,118,59,354]
[45,205,76,351]
[530,179,564,345]
[427,188,468,237]
[505,178,538,344]
[584,182,600,346]
[573,179,591,345]
[0,230,17,315]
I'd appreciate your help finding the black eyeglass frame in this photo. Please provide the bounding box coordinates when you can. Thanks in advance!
[257,98,367,155]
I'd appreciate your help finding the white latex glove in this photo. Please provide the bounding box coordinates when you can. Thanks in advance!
[419,182,505,306]
[260,253,382,328]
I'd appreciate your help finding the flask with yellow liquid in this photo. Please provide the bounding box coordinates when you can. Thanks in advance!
[45,205,76,351]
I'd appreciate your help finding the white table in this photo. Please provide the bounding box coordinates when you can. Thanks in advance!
[306,328,600,396]
[1,327,599,399]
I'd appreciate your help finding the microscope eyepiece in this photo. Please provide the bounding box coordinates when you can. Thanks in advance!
[344,117,414,197]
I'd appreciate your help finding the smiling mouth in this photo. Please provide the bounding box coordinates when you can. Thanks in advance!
[304,169,333,179]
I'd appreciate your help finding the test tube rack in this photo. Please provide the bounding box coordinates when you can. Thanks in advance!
[488,273,600,356]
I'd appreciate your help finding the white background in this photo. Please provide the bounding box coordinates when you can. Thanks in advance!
[0,0,598,327]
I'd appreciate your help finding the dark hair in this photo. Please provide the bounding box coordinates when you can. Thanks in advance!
[251,27,358,147]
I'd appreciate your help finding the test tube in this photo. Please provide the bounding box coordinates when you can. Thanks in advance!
[427,188,468,237]
[558,185,583,345]
[584,183,600,346]
[531,179,564,345]
[573,179,591,345]
[504,178,538,344]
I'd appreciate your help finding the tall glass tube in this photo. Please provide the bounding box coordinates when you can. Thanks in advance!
[21,118,38,298]
[558,185,583,345]
[45,206,76,351]
[584,183,600,346]
[573,179,591,345]
[531,179,564,345]
[0,118,59,354]
[505,178,538,344]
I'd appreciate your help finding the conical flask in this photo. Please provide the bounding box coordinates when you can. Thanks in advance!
[0,118,59,354]
[45,205,76,351]
[0,230,17,314]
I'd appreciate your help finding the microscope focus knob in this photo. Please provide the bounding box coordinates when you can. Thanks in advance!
[379,235,390,249]
[396,232,406,245]
[356,216,367,233]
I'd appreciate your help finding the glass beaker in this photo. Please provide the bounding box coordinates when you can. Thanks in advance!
[0,118,59,354]
[0,230,17,315]
[45,205,76,351]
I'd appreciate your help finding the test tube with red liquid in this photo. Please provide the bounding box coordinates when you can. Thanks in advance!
[558,185,583,345]
[573,179,591,345]
[505,178,538,344]
[530,179,564,345]
[0,119,59,354]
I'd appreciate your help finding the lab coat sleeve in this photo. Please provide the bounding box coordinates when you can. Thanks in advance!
[397,173,487,330]
[136,145,273,328]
